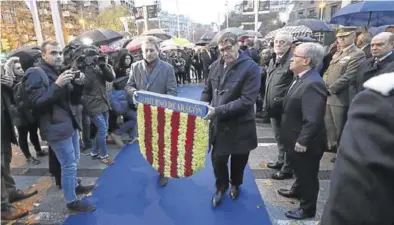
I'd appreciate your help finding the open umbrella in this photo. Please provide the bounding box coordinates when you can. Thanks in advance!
[199,31,217,41]
[73,29,124,46]
[286,19,333,32]
[195,39,210,46]
[142,29,172,40]
[264,26,313,40]
[126,36,161,52]
[330,1,394,27]
[244,30,263,38]
[161,45,181,51]
[8,45,41,59]
[7,45,42,71]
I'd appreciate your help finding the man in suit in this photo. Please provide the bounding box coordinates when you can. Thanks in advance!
[201,32,261,207]
[323,26,365,162]
[356,31,373,59]
[351,32,394,99]
[278,42,327,220]
[321,73,394,225]
[201,45,215,83]
[263,32,294,180]
[125,37,177,187]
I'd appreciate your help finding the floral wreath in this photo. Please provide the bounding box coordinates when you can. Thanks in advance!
[137,103,209,178]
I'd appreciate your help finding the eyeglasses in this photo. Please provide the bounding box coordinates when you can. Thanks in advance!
[219,45,233,53]
[293,54,308,59]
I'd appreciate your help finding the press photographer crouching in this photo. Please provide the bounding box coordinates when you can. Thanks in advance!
[78,48,116,165]
[25,40,96,213]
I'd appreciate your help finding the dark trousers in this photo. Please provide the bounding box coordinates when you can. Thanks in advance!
[108,110,118,133]
[82,114,92,149]
[176,72,185,84]
[270,117,292,173]
[211,150,250,191]
[195,67,202,80]
[288,151,322,212]
[1,140,16,204]
[16,123,42,159]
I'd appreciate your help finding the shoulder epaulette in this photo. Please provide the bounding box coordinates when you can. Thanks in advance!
[363,73,394,96]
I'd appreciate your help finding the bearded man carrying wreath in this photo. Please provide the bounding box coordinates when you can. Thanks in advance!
[125,37,178,187]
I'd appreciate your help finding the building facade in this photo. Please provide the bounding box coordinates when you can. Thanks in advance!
[158,11,190,38]
[289,0,363,21]
[98,0,135,11]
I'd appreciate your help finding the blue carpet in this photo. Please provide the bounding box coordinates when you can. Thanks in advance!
[64,85,272,225]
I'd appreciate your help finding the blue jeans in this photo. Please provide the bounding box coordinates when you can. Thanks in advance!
[48,130,80,202]
[115,110,137,140]
[90,112,109,157]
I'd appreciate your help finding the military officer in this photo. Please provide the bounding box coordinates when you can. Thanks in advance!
[322,26,365,162]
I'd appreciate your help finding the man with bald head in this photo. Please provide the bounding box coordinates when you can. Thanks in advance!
[351,32,394,98]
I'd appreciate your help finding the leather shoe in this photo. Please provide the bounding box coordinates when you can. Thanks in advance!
[212,191,225,207]
[285,208,315,220]
[229,186,240,200]
[277,189,300,199]
[267,162,284,170]
[9,189,38,203]
[271,171,293,180]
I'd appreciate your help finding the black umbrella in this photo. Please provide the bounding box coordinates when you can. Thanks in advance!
[195,39,210,46]
[8,45,41,58]
[199,31,217,41]
[286,19,333,32]
[8,45,42,71]
[142,29,172,40]
[73,29,124,45]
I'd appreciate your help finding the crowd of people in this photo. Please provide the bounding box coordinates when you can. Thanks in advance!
[1,25,394,223]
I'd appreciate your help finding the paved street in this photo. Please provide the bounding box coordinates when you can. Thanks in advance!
[4,120,334,225]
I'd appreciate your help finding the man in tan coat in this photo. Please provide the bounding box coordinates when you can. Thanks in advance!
[323,26,365,162]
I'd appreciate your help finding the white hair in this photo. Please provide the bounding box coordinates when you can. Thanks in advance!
[274,32,293,45]
[297,42,325,68]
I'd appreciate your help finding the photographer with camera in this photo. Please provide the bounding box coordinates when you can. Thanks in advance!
[80,51,116,165]
[25,41,96,213]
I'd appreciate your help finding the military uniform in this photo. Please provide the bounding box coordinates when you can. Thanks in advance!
[321,73,394,225]
[322,26,365,151]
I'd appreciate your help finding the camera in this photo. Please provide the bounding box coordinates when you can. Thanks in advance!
[97,56,106,65]
[73,70,81,79]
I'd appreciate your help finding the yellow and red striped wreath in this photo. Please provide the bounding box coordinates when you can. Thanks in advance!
[137,103,209,178]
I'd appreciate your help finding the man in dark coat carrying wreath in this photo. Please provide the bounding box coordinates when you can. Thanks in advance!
[201,32,261,207]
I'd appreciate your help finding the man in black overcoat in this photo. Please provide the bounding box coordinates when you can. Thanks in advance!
[201,32,261,207]
[321,72,394,225]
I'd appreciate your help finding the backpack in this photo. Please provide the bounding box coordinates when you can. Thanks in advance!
[13,67,49,110]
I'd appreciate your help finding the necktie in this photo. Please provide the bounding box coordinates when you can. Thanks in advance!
[288,75,300,92]
[373,58,379,68]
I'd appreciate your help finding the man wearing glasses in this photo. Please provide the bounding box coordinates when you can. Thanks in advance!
[278,43,327,220]
[201,32,261,207]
